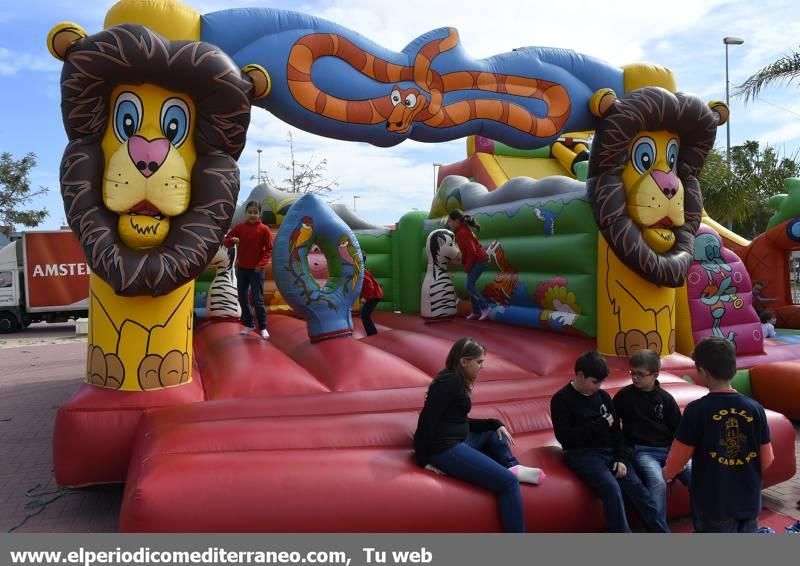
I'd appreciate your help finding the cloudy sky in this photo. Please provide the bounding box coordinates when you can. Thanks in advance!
[2,0,800,229]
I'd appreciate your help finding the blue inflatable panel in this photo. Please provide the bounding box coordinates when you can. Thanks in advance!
[272,194,363,341]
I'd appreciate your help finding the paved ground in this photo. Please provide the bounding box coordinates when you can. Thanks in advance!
[0,332,798,533]
[0,329,123,533]
[0,322,85,349]
[763,430,800,519]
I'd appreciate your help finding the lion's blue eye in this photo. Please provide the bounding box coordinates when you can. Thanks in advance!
[160,98,190,147]
[113,92,142,142]
[667,139,679,172]
[632,137,656,174]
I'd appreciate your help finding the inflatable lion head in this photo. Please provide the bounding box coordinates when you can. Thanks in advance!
[48,23,270,296]
[587,87,728,287]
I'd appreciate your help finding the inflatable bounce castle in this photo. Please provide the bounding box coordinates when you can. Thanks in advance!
[47,0,797,532]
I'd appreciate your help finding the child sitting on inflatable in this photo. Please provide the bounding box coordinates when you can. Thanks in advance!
[760,309,777,338]
[614,349,690,528]
[551,351,668,532]
[413,337,545,532]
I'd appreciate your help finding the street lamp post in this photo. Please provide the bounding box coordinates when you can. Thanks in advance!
[353,195,360,212]
[723,36,744,229]
[432,162,443,194]
[257,148,263,185]
[723,36,744,166]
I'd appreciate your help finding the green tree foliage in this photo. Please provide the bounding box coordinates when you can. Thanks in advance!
[735,47,800,103]
[699,141,800,239]
[0,152,49,230]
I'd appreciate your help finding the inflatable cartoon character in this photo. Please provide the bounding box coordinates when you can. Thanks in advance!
[48,22,269,390]
[694,233,744,341]
[206,246,241,320]
[588,87,728,356]
[482,240,518,306]
[288,28,570,139]
[421,229,460,320]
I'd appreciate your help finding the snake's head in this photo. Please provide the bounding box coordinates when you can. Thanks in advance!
[386,86,427,133]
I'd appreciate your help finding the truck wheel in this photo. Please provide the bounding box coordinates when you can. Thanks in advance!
[0,312,21,333]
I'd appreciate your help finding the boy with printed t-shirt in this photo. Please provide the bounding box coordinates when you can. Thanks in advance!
[663,336,774,532]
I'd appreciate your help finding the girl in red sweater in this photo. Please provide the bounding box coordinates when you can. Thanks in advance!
[360,252,384,336]
[447,210,490,320]
[224,201,274,339]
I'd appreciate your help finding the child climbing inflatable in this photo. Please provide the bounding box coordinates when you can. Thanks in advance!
[447,210,491,320]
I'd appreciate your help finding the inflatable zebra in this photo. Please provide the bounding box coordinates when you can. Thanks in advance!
[421,229,461,320]
[206,246,241,319]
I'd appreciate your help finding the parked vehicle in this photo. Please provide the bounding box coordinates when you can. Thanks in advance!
[0,231,89,332]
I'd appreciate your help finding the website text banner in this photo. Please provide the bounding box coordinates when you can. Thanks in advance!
[1,533,794,566]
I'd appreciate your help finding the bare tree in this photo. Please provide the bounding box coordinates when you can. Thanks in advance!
[253,132,338,195]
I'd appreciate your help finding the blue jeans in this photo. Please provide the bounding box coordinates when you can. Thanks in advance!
[633,445,691,527]
[690,485,759,533]
[692,503,758,533]
[564,448,669,533]
[466,260,489,314]
[428,431,523,532]
[236,268,267,330]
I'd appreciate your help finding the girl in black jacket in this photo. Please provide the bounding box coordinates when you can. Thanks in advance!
[413,337,545,532]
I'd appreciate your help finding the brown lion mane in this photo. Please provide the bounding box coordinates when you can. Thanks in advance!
[59,24,254,296]
[587,87,720,287]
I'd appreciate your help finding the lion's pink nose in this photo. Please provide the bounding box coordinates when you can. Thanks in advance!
[127,136,170,178]
[652,170,680,199]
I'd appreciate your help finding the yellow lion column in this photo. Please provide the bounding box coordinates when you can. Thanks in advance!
[47,20,270,390]
[587,88,728,357]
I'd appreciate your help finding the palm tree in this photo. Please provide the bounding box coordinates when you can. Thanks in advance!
[735,47,800,103]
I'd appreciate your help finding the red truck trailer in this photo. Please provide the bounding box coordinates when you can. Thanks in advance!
[0,230,89,332]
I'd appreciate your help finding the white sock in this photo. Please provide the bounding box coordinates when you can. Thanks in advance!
[510,465,545,485]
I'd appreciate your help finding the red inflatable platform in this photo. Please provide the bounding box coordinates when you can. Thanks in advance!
[93,314,796,532]
[51,313,797,530]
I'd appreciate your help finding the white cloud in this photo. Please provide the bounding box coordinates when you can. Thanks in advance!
[239,111,466,225]
[0,47,61,76]
[752,122,800,147]
[3,0,108,29]
[305,0,730,66]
